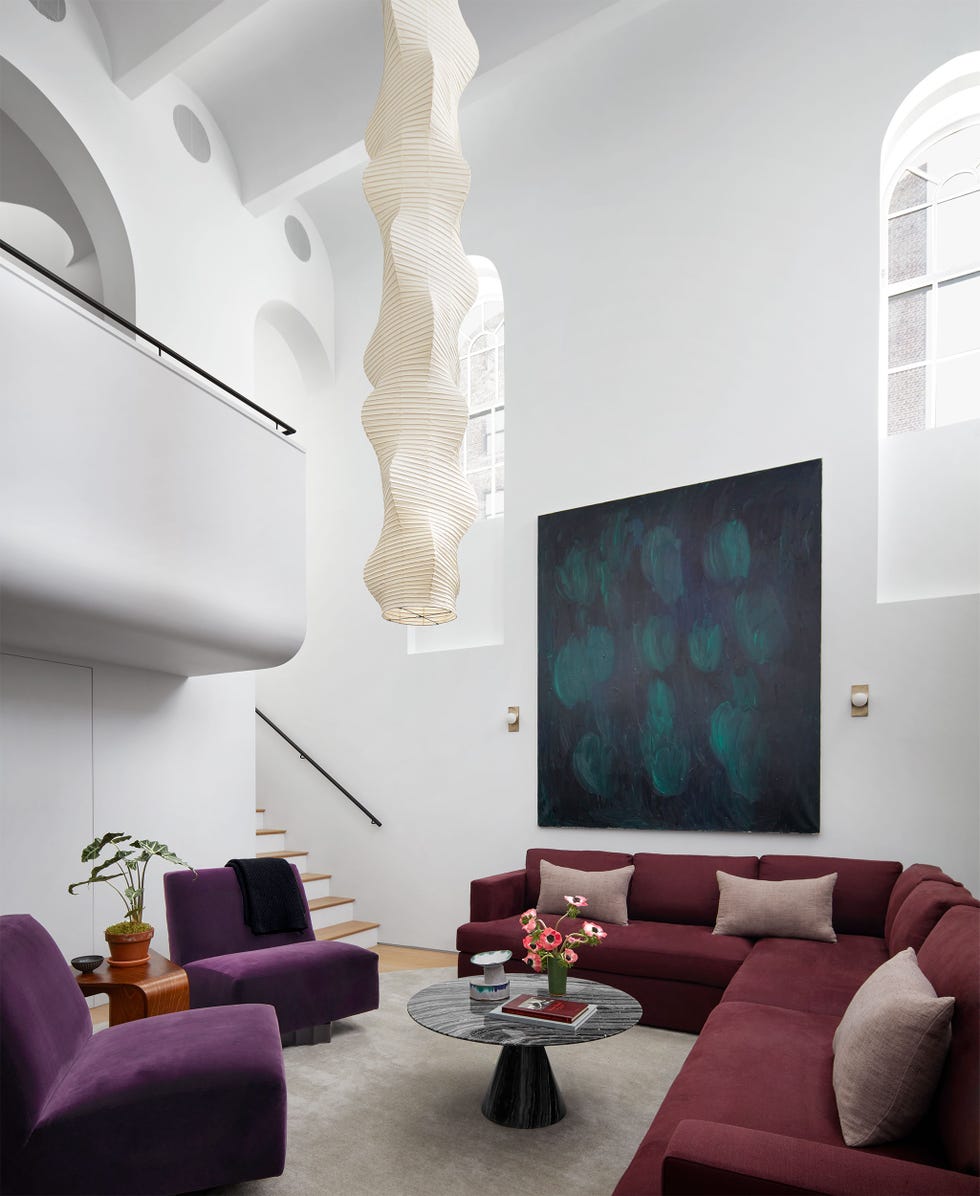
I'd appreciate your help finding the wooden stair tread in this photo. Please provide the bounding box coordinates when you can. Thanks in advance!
[315,921,379,941]
[300,871,332,882]
[256,828,287,835]
[308,896,353,911]
[256,850,307,859]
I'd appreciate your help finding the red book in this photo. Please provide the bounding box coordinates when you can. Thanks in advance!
[497,994,591,1023]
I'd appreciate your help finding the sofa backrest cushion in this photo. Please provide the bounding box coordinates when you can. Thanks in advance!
[630,854,758,925]
[536,859,634,924]
[888,879,978,956]
[525,849,632,909]
[884,863,961,943]
[916,904,980,1174]
[164,865,314,964]
[0,915,92,1155]
[759,855,901,937]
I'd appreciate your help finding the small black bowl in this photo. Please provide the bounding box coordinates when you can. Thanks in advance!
[71,955,104,974]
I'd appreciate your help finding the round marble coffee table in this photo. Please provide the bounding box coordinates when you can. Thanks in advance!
[407,974,641,1128]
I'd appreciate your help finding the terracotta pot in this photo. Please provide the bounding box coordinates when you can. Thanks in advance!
[105,927,153,968]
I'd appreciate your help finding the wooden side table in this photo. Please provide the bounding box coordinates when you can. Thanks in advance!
[76,949,189,1026]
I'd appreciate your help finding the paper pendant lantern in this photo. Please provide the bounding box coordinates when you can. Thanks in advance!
[361,0,479,625]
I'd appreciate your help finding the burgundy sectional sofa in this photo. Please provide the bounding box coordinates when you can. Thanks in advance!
[456,851,979,1195]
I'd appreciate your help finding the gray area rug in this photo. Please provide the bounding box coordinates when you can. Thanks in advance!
[216,967,693,1196]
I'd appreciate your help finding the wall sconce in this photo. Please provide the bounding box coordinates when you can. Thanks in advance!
[507,706,520,732]
[850,685,869,717]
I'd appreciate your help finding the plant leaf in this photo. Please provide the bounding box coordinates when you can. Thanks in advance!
[80,832,130,863]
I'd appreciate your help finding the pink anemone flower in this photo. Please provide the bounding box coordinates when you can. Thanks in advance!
[537,926,563,950]
[583,922,607,939]
[564,895,588,908]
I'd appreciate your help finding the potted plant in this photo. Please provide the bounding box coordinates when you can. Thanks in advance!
[519,895,607,995]
[69,832,194,967]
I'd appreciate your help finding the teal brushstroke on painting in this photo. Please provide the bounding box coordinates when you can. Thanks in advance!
[709,701,767,799]
[703,519,751,583]
[731,669,760,709]
[734,586,789,663]
[646,741,690,797]
[639,678,690,795]
[635,614,677,672]
[572,732,615,798]
[556,545,596,605]
[645,678,675,737]
[641,525,684,604]
[553,626,615,708]
[688,620,723,672]
[600,510,632,572]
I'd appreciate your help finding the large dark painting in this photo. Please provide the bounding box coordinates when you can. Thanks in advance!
[537,460,821,832]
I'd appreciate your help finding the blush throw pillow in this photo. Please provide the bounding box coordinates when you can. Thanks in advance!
[713,871,837,941]
[833,947,954,1147]
[536,860,634,926]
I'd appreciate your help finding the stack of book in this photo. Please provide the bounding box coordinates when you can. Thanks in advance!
[486,993,596,1029]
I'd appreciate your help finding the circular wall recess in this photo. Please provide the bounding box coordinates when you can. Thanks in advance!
[172,105,211,164]
[284,215,312,262]
[28,0,67,20]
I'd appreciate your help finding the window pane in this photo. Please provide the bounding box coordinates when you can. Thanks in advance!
[937,273,980,358]
[887,367,927,435]
[468,347,498,413]
[936,191,980,275]
[888,288,928,367]
[467,466,492,516]
[888,209,928,283]
[889,170,928,213]
[465,412,492,471]
[935,351,980,427]
[923,124,980,189]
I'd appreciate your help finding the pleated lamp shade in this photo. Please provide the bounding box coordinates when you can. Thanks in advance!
[361,0,479,624]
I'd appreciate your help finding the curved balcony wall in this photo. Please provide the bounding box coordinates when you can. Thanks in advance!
[0,260,306,676]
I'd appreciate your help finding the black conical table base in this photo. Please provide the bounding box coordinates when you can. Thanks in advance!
[481,1044,566,1128]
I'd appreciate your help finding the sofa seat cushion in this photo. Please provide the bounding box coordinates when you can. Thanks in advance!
[612,1000,945,1196]
[184,939,380,1033]
[457,918,752,988]
[20,1005,286,1195]
[722,934,889,1017]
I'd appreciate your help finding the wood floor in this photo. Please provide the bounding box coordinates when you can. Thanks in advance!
[87,944,456,1026]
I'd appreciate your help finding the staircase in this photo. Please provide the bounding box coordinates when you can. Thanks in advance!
[255,807,379,948]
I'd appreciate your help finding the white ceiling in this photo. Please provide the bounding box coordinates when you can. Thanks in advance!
[89,0,622,216]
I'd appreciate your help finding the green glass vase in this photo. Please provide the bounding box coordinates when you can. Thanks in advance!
[546,957,569,996]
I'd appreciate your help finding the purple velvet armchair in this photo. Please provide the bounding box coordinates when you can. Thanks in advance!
[0,914,286,1196]
[164,864,379,1045]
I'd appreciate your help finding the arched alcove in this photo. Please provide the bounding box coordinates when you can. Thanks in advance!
[254,300,333,435]
[877,52,980,603]
[0,58,135,318]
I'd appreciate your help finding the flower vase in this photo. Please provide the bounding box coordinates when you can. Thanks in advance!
[546,957,569,997]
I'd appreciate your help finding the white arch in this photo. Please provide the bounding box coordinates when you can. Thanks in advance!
[0,58,135,319]
[255,300,333,397]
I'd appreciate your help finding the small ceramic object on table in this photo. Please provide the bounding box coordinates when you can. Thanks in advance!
[71,955,104,974]
[469,950,512,1001]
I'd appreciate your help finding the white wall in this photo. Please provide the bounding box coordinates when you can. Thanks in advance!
[258,0,980,950]
[1,652,255,960]
[0,1,328,953]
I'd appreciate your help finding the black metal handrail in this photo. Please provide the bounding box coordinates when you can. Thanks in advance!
[0,237,296,437]
[256,709,382,827]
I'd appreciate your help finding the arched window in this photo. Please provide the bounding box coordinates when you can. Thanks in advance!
[460,256,504,518]
[884,110,980,435]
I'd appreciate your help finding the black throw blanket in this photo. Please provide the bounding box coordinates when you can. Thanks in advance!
[225,857,308,935]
